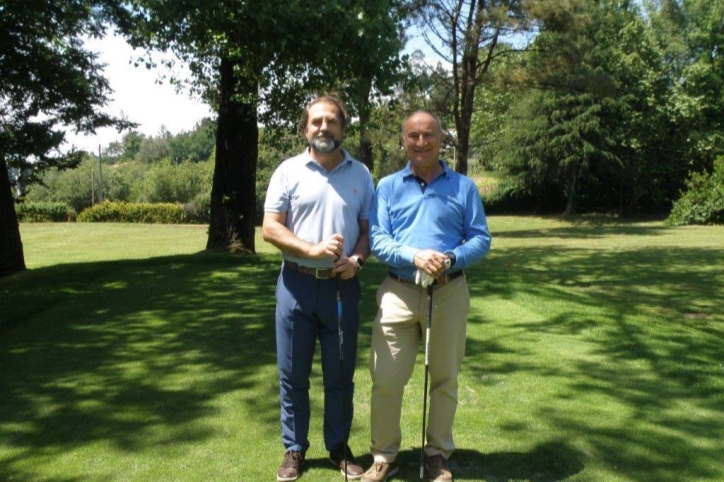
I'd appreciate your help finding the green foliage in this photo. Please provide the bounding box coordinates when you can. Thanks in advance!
[25,156,101,213]
[0,0,134,276]
[489,0,681,215]
[15,202,76,223]
[138,159,214,204]
[77,201,191,224]
[26,157,214,218]
[0,0,133,189]
[646,0,724,173]
[168,118,216,163]
[136,135,171,164]
[666,159,724,226]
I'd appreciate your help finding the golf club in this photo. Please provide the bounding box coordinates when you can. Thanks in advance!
[420,283,433,481]
[336,273,348,482]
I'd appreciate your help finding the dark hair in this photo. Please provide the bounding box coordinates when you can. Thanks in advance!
[299,94,350,136]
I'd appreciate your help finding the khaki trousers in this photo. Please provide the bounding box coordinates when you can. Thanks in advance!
[369,274,470,462]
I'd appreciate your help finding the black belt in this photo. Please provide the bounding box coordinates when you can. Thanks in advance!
[285,261,335,279]
[388,270,464,287]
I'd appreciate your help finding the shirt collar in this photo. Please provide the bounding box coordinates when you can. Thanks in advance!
[304,148,353,172]
[402,160,450,179]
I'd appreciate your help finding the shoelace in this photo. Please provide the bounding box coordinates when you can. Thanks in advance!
[283,452,303,468]
[371,462,386,474]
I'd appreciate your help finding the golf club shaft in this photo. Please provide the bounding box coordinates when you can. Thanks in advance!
[336,274,348,482]
[420,284,433,481]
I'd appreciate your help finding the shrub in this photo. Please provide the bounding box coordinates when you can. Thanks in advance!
[666,158,724,226]
[16,201,76,222]
[77,201,191,224]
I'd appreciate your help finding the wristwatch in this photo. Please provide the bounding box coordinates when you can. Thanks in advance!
[351,255,364,270]
[444,251,457,267]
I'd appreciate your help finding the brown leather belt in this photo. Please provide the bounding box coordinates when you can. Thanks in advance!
[285,261,335,279]
[388,270,464,287]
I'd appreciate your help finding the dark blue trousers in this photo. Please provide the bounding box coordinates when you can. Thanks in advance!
[275,265,360,453]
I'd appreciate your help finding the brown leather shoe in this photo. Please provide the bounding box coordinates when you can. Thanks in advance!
[329,444,364,480]
[277,450,305,481]
[361,460,399,482]
[426,454,453,482]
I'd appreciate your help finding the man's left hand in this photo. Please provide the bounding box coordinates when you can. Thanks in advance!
[333,257,359,280]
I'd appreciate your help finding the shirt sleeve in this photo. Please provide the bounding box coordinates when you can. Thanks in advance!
[450,182,491,269]
[264,163,289,214]
[369,177,418,268]
[358,168,375,221]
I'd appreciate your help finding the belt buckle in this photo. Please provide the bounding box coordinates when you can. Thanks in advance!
[315,268,331,279]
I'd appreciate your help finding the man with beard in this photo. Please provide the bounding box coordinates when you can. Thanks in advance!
[263,95,374,481]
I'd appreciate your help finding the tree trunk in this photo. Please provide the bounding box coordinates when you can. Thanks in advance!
[563,165,579,217]
[206,57,258,253]
[356,78,374,172]
[0,158,26,278]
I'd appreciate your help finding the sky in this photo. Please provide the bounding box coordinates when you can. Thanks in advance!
[65,34,214,153]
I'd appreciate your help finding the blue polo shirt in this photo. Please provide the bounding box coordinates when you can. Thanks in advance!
[369,160,491,280]
[264,149,375,269]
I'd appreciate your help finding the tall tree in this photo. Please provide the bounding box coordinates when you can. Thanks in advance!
[123,0,407,252]
[0,0,132,278]
[492,0,673,215]
[414,0,534,174]
[322,0,408,172]
[645,0,724,174]
[415,0,624,176]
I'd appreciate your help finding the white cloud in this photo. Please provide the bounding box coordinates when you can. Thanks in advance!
[65,34,214,152]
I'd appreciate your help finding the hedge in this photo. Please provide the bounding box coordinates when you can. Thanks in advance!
[77,201,191,224]
[16,202,76,222]
[666,158,724,226]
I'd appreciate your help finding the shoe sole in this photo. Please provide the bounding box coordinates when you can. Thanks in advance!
[277,475,299,482]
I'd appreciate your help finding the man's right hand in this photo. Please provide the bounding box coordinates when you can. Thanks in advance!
[414,249,449,278]
[311,234,344,260]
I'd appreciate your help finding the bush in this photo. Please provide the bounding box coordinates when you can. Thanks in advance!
[77,201,192,224]
[16,201,76,222]
[666,158,724,226]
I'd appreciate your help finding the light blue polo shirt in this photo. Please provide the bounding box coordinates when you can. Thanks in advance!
[264,149,374,269]
[370,160,491,280]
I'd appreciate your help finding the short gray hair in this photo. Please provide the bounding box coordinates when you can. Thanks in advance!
[401,110,444,135]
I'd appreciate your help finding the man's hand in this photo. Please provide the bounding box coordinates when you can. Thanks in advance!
[333,256,359,280]
[414,249,449,278]
[310,234,344,260]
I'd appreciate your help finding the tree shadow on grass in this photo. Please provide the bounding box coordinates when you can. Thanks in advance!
[0,251,284,479]
[461,230,724,482]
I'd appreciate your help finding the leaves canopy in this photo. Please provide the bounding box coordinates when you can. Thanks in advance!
[0,0,133,277]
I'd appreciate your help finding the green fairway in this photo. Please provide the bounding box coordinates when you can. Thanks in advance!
[1,218,723,481]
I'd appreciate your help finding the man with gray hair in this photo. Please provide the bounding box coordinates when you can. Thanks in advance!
[361,111,491,482]
[263,95,374,481]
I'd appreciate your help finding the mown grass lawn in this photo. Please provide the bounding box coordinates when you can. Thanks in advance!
[1,218,723,482]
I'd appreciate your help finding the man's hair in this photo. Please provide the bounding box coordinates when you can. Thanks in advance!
[402,110,444,135]
[299,94,350,135]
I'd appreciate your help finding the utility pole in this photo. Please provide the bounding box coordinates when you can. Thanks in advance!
[98,144,104,203]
